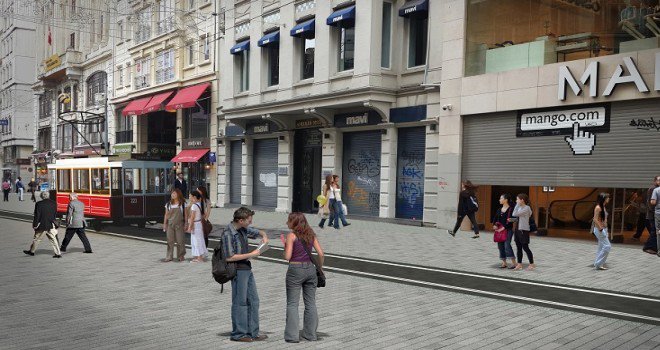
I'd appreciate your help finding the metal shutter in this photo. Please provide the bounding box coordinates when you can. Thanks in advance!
[396,127,425,219]
[342,131,381,216]
[252,138,278,207]
[462,100,660,188]
[229,140,242,204]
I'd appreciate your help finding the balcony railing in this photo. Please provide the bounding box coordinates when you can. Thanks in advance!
[115,130,133,144]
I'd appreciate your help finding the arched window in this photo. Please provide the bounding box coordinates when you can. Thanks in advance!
[86,71,107,107]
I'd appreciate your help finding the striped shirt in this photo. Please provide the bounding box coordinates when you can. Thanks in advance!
[220,223,260,270]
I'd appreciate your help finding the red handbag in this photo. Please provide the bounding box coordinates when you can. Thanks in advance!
[493,223,507,242]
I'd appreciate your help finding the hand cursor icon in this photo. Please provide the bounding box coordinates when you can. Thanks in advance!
[565,122,595,155]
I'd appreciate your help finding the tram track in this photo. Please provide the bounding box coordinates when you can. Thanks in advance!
[2,209,660,326]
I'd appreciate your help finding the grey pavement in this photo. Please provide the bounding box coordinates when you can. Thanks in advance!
[1,216,660,349]
[2,195,659,298]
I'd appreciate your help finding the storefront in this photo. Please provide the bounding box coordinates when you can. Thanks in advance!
[248,121,279,208]
[292,118,323,213]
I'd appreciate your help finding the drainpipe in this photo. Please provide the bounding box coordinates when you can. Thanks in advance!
[421,12,440,89]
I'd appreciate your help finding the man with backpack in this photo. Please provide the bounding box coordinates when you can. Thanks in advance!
[219,207,269,342]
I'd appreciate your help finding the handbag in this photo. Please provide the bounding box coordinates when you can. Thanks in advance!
[493,207,511,243]
[300,239,326,288]
[196,203,213,237]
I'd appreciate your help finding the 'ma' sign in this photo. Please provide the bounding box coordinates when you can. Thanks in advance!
[558,53,660,100]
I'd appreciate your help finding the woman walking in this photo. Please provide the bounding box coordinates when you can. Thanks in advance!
[197,186,212,248]
[283,212,324,343]
[492,194,516,269]
[511,194,535,271]
[330,175,350,229]
[448,181,480,238]
[593,193,612,270]
[163,189,186,262]
[2,178,10,202]
[187,191,207,263]
[318,175,334,229]
[28,178,38,202]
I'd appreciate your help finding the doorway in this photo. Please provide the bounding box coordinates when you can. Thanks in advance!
[293,129,322,213]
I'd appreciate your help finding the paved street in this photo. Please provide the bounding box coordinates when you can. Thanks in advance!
[2,199,660,349]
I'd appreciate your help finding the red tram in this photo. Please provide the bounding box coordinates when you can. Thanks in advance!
[49,158,174,229]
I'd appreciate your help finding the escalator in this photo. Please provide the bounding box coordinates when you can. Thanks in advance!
[548,188,601,229]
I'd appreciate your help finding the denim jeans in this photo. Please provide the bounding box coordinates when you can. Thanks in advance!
[497,229,515,260]
[593,227,611,268]
[643,218,658,252]
[655,214,660,256]
[231,269,260,340]
[330,199,348,229]
[284,263,318,342]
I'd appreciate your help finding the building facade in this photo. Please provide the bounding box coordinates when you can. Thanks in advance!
[0,3,36,183]
[217,0,441,224]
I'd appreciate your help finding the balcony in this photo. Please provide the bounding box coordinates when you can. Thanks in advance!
[115,130,133,144]
[39,49,83,81]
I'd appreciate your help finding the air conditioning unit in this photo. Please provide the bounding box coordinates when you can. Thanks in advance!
[94,93,106,105]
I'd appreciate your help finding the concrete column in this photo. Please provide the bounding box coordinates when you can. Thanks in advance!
[380,127,397,218]
[216,137,228,207]
[320,127,341,178]
[276,131,294,213]
[423,124,440,224]
[241,138,253,206]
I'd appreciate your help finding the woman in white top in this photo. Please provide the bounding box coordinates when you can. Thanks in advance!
[330,175,350,230]
[318,175,334,229]
[511,193,535,271]
[187,190,207,262]
[197,186,212,248]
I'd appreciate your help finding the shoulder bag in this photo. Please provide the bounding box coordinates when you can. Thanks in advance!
[493,208,510,243]
[301,239,326,288]
[196,203,213,237]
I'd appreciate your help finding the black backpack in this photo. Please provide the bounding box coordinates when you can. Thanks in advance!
[212,235,236,293]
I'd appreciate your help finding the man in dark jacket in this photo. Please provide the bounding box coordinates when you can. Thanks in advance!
[643,176,660,254]
[24,191,61,258]
[174,172,188,197]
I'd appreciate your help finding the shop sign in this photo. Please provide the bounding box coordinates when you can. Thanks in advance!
[558,54,660,101]
[334,111,381,128]
[44,54,61,71]
[183,137,210,149]
[517,104,610,155]
[113,144,133,154]
[133,144,177,160]
[246,122,278,135]
[16,158,31,165]
[73,147,97,156]
[295,118,323,129]
[225,124,245,137]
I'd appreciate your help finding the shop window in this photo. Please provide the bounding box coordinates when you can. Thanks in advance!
[116,115,133,144]
[183,96,210,139]
[337,26,355,71]
[123,168,142,194]
[57,169,71,192]
[146,168,166,194]
[465,0,653,76]
[91,168,109,195]
[147,112,176,144]
[381,2,392,69]
[408,15,428,68]
[267,44,279,86]
[73,169,90,194]
[301,38,315,79]
[237,51,250,92]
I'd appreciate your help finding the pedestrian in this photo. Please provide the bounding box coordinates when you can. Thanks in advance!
[24,191,62,258]
[60,193,93,254]
[283,212,323,343]
[174,172,187,197]
[448,180,480,238]
[643,176,660,255]
[197,186,211,248]
[649,182,660,258]
[511,193,535,271]
[187,191,207,263]
[318,175,334,229]
[593,193,612,270]
[220,207,269,342]
[329,175,350,229]
[16,177,24,201]
[2,178,10,202]
[631,190,648,242]
[163,188,186,262]
[492,193,516,269]
[28,178,38,202]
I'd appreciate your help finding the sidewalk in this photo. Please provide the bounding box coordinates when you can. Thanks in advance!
[3,195,659,298]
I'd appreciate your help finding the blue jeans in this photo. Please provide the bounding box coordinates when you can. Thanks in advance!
[497,229,515,260]
[593,227,611,268]
[330,199,348,229]
[231,269,260,340]
[643,218,657,252]
[284,263,318,342]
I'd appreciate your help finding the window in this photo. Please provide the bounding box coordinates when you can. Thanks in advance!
[91,168,109,194]
[118,66,124,86]
[39,91,52,119]
[38,128,51,150]
[123,168,142,194]
[125,63,132,86]
[3,146,16,163]
[59,123,75,152]
[146,168,166,194]
[187,43,194,65]
[70,0,76,13]
[73,169,90,194]
[0,117,10,134]
[301,38,315,79]
[99,15,104,41]
[202,34,210,61]
[118,21,124,41]
[86,71,107,107]
[189,0,195,10]
[134,58,151,89]
[338,26,355,71]
[267,44,279,86]
[158,0,174,35]
[237,51,249,92]
[183,95,210,139]
[116,115,133,144]
[85,119,104,144]
[408,15,428,68]
[111,168,121,195]
[90,20,96,45]
[69,32,75,49]
[155,49,175,84]
[57,169,71,192]
[381,2,392,68]
[134,9,151,44]
[147,111,176,144]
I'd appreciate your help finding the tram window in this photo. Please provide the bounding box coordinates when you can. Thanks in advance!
[91,168,110,195]
[110,168,121,195]
[123,168,143,194]
[57,169,71,192]
[73,169,90,194]
[146,168,166,194]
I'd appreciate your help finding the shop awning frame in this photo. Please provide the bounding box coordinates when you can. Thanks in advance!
[165,83,211,111]
[121,97,152,116]
[326,5,356,27]
[230,40,250,54]
[290,19,316,38]
[171,149,209,163]
[399,0,429,18]
[141,91,173,114]
[257,31,280,47]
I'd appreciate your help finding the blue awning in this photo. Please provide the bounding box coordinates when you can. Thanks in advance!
[290,19,315,38]
[230,40,250,55]
[399,0,429,17]
[326,5,355,27]
[257,31,280,47]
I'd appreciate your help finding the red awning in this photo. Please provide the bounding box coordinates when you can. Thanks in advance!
[171,149,209,163]
[141,91,173,114]
[165,83,210,110]
[121,97,152,116]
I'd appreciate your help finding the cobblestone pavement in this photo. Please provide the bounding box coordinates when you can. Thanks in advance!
[1,216,660,349]
[3,196,658,298]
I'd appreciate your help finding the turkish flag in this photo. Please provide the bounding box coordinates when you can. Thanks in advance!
[47,26,52,46]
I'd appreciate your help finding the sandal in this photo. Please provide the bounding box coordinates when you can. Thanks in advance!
[499,264,508,269]
[471,235,480,239]
[163,259,172,262]
[513,265,523,270]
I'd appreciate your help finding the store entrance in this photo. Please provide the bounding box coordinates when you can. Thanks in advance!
[183,162,209,193]
[292,129,322,213]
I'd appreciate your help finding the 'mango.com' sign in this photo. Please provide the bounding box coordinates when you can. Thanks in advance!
[517,106,609,137]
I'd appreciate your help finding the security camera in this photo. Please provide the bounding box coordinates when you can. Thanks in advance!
[442,104,453,111]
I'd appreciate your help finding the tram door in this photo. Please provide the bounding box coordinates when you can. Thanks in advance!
[123,168,145,217]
